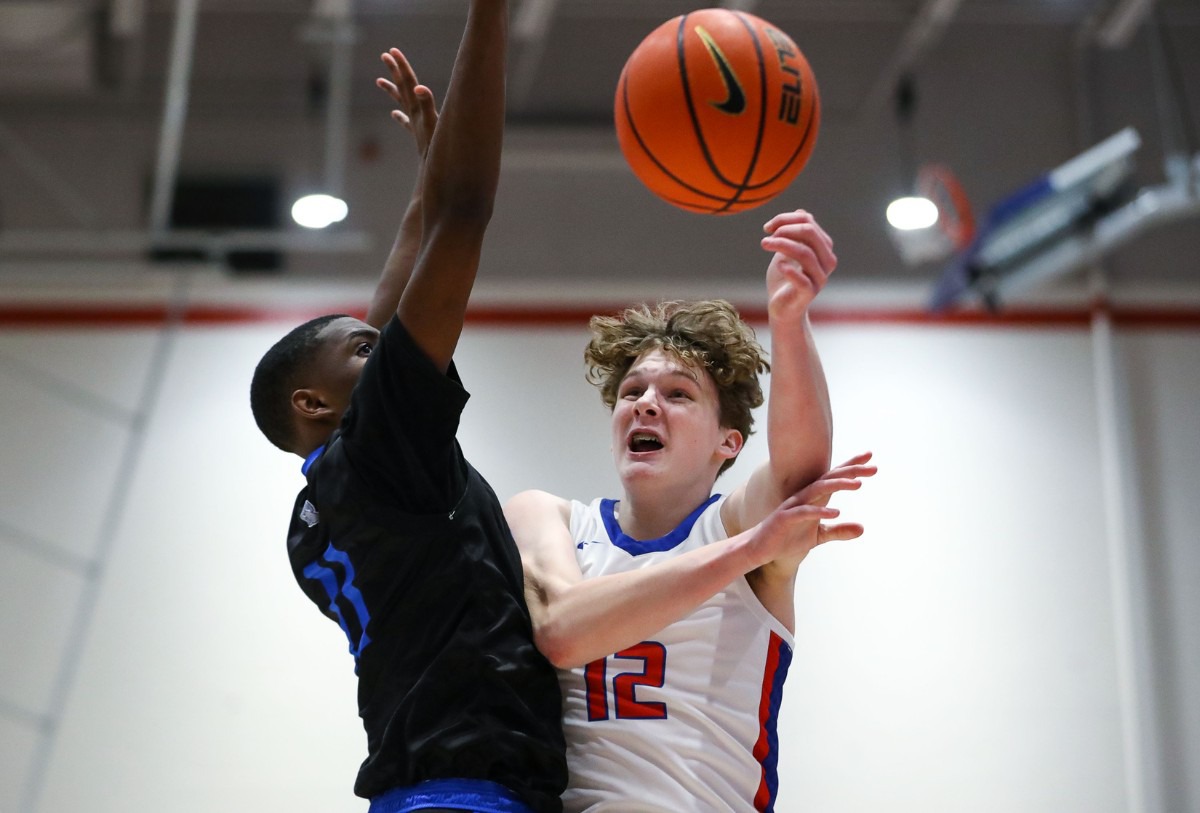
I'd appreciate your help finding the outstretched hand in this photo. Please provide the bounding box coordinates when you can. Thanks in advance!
[363,48,441,330]
[748,451,876,572]
[761,209,837,317]
[376,48,439,160]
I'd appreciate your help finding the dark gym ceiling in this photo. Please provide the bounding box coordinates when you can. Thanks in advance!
[0,1,1197,302]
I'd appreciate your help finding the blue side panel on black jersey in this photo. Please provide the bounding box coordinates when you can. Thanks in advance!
[303,541,373,660]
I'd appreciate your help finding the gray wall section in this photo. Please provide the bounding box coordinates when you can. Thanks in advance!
[0,317,1196,812]
[1123,332,1200,813]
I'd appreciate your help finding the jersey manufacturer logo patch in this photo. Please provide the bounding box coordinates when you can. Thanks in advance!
[299,500,320,527]
[576,539,603,550]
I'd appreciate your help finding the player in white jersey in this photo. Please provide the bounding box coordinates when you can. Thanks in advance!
[562,493,793,812]
[506,210,876,811]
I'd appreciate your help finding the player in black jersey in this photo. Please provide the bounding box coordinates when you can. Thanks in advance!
[248,2,567,811]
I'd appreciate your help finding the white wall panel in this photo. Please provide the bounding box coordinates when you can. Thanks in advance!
[0,542,87,715]
[0,316,1195,812]
[0,355,134,559]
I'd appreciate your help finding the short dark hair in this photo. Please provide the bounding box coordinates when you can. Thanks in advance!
[250,314,349,453]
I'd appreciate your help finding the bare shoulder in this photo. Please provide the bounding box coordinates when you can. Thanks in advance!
[504,490,573,548]
[505,490,582,588]
[505,489,570,519]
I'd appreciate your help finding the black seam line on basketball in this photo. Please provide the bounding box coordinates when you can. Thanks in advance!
[620,20,789,206]
[695,26,746,115]
[662,187,783,206]
[622,60,745,204]
[741,32,819,190]
[738,73,820,192]
[676,13,751,194]
[661,186,785,212]
[726,75,819,193]
[620,70,731,202]
[715,11,771,214]
[706,32,820,196]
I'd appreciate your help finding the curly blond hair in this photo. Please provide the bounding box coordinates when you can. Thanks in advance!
[585,300,769,475]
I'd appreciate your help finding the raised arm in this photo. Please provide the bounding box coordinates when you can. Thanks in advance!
[506,460,872,667]
[364,49,439,330]
[724,209,837,536]
[396,0,508,370]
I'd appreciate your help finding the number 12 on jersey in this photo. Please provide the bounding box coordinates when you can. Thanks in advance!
[583,641,668,721]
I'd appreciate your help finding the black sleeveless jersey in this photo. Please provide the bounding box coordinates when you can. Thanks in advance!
[286,316,566,811]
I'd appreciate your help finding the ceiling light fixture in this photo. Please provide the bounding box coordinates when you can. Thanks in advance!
[292,193,349,229]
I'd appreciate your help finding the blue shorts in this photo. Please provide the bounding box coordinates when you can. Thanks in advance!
[368,779,535,813]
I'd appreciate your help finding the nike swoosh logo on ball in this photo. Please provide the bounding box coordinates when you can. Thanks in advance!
[695,25,746,115]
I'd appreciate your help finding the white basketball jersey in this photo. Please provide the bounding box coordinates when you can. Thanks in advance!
[560,495,795,813]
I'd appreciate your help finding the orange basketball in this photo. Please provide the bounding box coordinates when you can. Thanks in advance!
[614,9,820,215]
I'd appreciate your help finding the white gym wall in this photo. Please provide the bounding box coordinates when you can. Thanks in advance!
[1,284,1196,812]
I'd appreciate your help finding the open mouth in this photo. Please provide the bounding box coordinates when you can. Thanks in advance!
[628,432,664,453]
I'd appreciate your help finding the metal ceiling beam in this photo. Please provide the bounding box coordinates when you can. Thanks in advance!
[508,0,761,110]
[0,228,372,257]
[317,0,355,199]
[856,0,964,116]
[109,0,146,37]
[1096,0,1156,49]
[510,0,559,111]
[109,0,148,98]
[147,0,200,234]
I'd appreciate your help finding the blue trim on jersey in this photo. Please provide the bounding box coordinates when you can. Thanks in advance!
[759,637,794,813]
[301,444,326,475]
[368,778,534,813]
[601,494,721,556]
[321,544,372,652]
[302,542,373,659]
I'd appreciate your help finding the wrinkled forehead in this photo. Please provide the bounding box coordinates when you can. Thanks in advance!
[626,346,708,384]
[316,315,375,344]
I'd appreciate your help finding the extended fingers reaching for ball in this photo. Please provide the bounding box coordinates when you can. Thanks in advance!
[376,48,438,158]
[761,209,837,314]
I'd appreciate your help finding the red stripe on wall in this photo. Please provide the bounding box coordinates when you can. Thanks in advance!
[0,305,173,326]
[1,303,1199,328]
